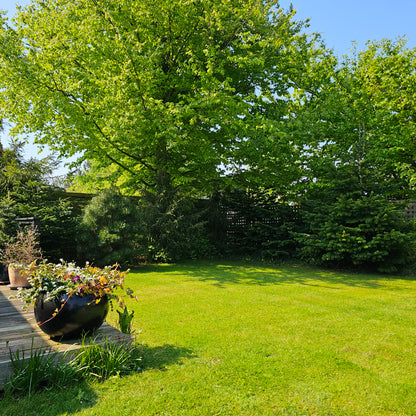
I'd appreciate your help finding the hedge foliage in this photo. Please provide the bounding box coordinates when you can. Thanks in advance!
[1,144,415,272]
[295,195,416,272]
[0,144,78,263]
[77,188,142,267]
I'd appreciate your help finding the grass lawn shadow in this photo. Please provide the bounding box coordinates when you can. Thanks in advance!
[0,380,98,416]
[133,261,416,290]
[140,344,197,371]
[0,345,196,416]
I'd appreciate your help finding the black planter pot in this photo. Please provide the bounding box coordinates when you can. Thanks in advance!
[0,263,9,285]
[34,293,109,340]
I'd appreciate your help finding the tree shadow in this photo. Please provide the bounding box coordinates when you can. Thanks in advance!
[139,344,197,371]
[194,262,416,290]
[0,380,98,416]
[131,261,416,290]
[0,343,196,415]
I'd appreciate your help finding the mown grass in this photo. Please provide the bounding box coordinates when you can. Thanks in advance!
[2,261,416,415]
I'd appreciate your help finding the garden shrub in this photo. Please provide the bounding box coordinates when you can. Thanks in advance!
[77,188,142,267]
[295,194,416,272]
[34,191,79,263]
[0,143,79,262]
[0,197,18,250]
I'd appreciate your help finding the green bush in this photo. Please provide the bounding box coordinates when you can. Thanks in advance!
[0,143,80,263]
[77,188,142,267]
[295,195,416,272]
[35,193,79,263]
[0,197,18,250]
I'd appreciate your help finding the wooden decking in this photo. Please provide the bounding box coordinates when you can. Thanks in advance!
[0,284,131,389]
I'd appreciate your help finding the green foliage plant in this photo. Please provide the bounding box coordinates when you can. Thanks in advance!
[117,306,135,334]
[296,194,416,272]
[1,227,42,268]
[0,197,18,252]
[77,188,141,267]
[5,339,141,398]
[5,340,79,398]
[289,39,416,203]
[0,141,79,263]
[0,0,318,199]
[15,260,128,306]
[139,189,214,262]
[70,339,142,381]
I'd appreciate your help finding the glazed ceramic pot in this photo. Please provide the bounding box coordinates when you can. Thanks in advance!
[0,264,9,285]
[34,293,109,340]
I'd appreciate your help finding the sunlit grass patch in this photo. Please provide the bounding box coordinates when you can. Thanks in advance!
[2,261,416,415]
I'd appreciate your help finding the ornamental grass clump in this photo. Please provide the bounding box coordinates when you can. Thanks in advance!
[70,339,142,381]
[15,260,129,306]
[6,340,80,398]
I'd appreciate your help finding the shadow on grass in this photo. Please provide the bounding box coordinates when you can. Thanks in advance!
[140,344,197,371]
[0,380,98,416]
[0,344,196,415]
[131,261,416,290]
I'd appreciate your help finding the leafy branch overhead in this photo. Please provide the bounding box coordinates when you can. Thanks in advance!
[0,0,317,195]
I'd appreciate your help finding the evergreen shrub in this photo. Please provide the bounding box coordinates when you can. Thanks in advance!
[0,143,79,263]
[77,188,142,267]
[295,195,416,272]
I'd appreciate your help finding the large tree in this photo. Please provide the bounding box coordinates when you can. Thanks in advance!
[288,39,416,271]
[290,38,416,201]
[0,0,318,197]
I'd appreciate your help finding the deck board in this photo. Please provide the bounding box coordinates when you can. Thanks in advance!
[0,284,131,389]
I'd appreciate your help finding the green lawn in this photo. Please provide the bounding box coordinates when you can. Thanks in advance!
[2,261,416,415]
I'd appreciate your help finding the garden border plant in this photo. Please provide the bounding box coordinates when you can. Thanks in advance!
[5,339,80,398]
[4,337,143,398]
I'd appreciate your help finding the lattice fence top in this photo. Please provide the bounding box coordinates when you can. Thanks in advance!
[404,202,416,221]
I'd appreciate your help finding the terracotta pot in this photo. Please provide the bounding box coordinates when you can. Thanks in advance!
[8,266,31,289]
[34,293,109,340]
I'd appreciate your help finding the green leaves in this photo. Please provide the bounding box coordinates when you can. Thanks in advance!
[296,195,416,272]
[0,0,316,196]
[293,38,416,201]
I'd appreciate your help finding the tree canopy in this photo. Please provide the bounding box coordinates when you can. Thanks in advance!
[0,0,321,197]
[1,1,416,206]
[289,38,416,201]
[2,2,416,269]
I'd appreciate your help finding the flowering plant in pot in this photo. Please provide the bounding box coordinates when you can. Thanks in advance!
[1,228,42,289]
[16,260,130,339]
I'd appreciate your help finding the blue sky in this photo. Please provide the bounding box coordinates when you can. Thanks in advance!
[1,0,416,172]
[280,0,416,54]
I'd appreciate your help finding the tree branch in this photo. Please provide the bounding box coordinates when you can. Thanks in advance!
[43,77,156,172]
